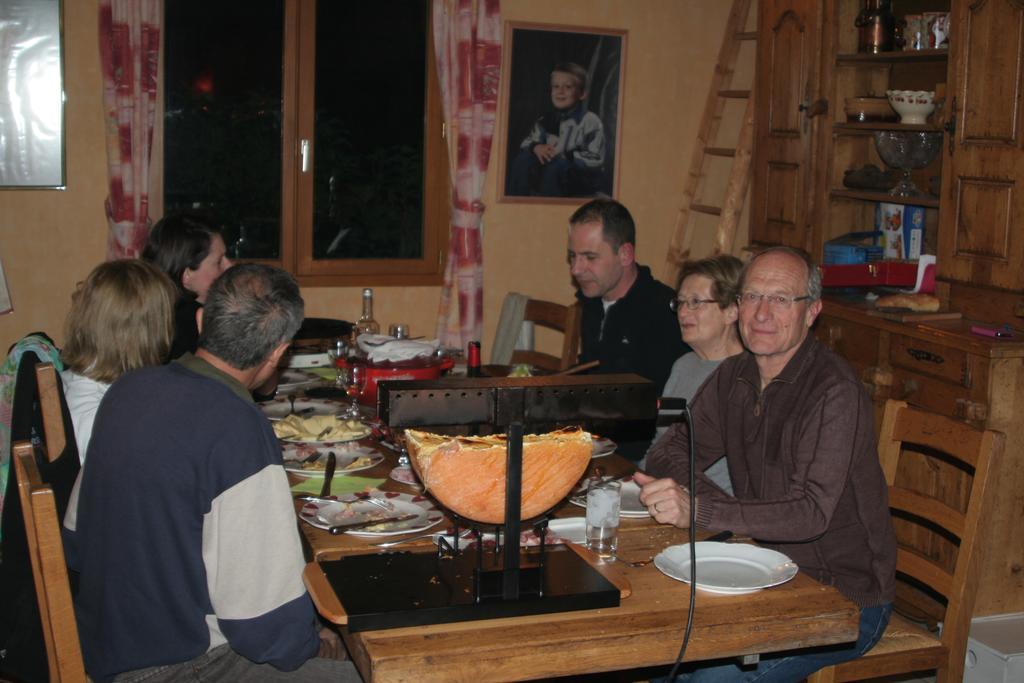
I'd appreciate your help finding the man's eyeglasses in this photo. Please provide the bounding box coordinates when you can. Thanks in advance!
[736,292,812,309]
[670,297,718,312]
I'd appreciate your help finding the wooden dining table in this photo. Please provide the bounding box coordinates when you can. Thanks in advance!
[291,442,861,682]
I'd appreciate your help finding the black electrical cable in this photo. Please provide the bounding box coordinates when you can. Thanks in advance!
[666,399,697,681]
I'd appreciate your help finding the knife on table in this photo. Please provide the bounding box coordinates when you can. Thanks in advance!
[328,514,419,535]
[319,452,336,497]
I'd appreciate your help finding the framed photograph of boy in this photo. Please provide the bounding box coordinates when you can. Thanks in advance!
[498,23,626,203]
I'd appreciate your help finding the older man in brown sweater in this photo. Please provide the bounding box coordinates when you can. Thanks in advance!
[636,247,896,682]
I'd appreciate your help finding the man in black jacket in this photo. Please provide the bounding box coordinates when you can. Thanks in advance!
[569,199,689,458]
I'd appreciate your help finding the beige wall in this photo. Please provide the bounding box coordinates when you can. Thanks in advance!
[0,0,735,356]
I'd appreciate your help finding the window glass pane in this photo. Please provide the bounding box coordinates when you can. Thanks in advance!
[312,0,427,260]
[164,1,283,259]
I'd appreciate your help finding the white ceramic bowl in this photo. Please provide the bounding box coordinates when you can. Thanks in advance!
[886,90,936,125]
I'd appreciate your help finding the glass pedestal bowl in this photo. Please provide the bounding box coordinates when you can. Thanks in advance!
[873,131,943,197]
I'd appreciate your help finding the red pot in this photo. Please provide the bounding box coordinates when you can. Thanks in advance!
[344,355,455,405]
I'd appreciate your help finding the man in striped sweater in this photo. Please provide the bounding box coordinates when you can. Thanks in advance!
[69,264,360,682]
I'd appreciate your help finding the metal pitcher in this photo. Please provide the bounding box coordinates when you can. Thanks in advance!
[856,0,897,53]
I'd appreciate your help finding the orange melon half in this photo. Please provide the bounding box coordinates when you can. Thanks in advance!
[404,427,592,524]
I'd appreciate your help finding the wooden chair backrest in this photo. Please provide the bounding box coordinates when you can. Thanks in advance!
[510,299,582,372]
[13,441,87,683]
[36,362,66,462]
[877,399,1002,683]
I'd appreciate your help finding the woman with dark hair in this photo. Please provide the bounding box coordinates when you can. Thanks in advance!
[142,212,232,359]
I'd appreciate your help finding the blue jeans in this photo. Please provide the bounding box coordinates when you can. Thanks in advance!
[507,150,605,197]
[110,643,361,682]
[661,603,892,683]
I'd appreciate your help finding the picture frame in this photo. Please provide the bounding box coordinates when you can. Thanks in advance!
[0,0,66,189]
[498,22,626,203]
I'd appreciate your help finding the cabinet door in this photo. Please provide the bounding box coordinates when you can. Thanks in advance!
[751,0,824,250]
[938,0,1024,290]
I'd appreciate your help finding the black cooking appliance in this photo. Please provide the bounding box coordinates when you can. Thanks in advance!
[317,373,657,631]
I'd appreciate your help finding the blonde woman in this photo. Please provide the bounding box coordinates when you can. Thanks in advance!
[61,259,177,462]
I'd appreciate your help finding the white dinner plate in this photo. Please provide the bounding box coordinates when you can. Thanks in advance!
[653,542,799,595]
[569,476,650,519]
[591,437,616,459]
[275,418,372,445]
[260,397,345,421]
[299,491,443,537]
[277,369,323,393]
[287,351,331,369]
[282,444,384,478]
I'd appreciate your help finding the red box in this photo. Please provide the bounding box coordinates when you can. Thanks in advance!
[820,260,919,287]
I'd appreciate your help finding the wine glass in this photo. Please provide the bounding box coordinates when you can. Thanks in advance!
[325,338,345,389]
[873,131,942,197]
[342,363,367,419]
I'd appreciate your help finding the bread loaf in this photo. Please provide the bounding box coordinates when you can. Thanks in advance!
[874,293,941,312]
[404,427,592,523]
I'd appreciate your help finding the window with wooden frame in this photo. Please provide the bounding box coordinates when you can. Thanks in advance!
[163,0,448,286]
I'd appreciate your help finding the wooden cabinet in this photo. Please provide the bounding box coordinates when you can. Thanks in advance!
[751,0,826,251]
[753,0,1024,320]
[937,0,1024,293]
[816,298,1024,616]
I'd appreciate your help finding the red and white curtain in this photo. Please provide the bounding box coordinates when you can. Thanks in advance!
[433,0,502,349]
[98,0,161,260]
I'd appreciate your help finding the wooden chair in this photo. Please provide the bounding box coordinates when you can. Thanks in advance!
[13,440,87,682]
[508,298,582,373]
[808,399,1002,683]
[35,362,68,460]
[1,356,81,681]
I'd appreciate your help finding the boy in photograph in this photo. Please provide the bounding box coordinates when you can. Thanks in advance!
[508,62,607,197]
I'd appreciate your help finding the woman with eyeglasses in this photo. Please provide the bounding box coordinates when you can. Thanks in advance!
[643,254,744,493]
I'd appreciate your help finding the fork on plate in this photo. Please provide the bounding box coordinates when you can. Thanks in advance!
[295,494,394,512]
[341,495,394,511]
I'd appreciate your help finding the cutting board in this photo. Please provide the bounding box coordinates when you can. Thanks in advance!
[867,309,962,322]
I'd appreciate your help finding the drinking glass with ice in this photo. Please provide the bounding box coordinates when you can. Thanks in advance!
[585,479,621,561]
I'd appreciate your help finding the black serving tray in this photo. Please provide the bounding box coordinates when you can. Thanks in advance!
[321,544,619,632]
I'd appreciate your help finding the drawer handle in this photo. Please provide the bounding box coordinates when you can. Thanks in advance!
[955,399,988,422]
[862,366,892,387]
[896,379,919,400]
[906,348,944,364]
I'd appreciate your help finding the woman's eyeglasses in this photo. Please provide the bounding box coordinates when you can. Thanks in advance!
[670,297,717,312]
[736,292,812,309]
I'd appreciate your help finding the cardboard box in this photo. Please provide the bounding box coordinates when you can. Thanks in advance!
[823,231,884,265]
[876,203,925,260]
[964,612,1024,683]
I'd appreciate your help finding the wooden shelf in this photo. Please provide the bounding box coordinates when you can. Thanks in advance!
[836,49,948,64]
[830,189,940,208]
[833,122,943,134]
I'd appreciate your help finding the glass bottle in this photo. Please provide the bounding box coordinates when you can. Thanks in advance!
[466,341,482,377]
[355,288,380,336]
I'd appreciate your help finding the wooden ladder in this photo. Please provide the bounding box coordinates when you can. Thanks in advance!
[664,0,757,285]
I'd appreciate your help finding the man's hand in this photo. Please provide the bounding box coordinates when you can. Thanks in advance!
[532,143,557,164]
[318,626,348,660]
[635,471,694,529]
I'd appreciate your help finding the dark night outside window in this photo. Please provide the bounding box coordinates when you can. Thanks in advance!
[163,1,284,259]
[163,0,440,279]
[312,1,427,261]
